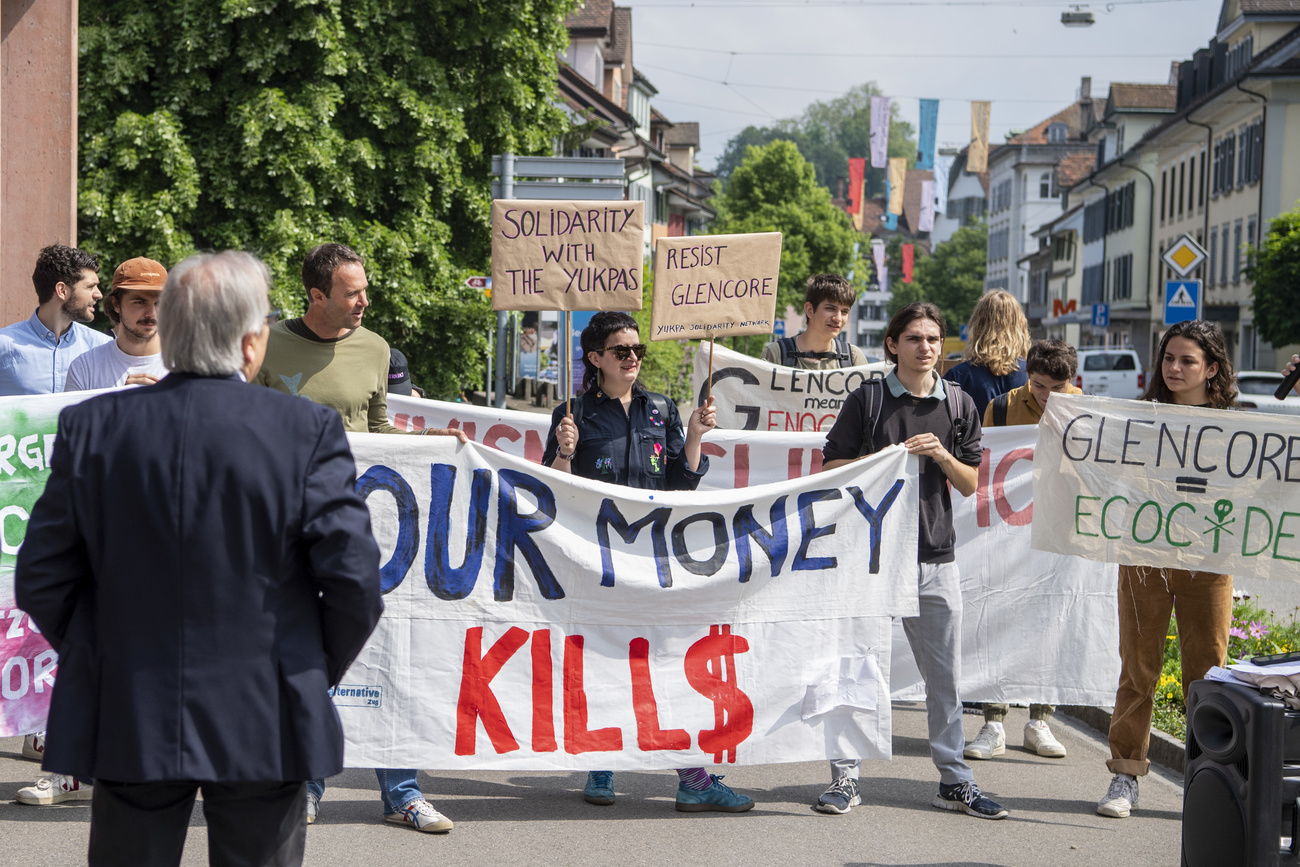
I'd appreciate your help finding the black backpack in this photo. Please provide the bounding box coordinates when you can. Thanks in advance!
[777,334,853,368]
[989,391,1010,427]
[855,377,970,457]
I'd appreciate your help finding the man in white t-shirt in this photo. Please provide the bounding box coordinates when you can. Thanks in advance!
[65,257,169,391]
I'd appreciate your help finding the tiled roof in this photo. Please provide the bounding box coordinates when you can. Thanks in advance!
[607,7,631,63]
[650,106,672,125]
[860,198,886,234]
[1055,152,1097,189]
[1108,83,1176,111]
[565,0,612,32]
[1220,0,1300,31]
[1005,101,1087,144]
[664,122,699,147]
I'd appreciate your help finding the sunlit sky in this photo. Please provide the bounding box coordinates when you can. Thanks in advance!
[626,0,1227,169]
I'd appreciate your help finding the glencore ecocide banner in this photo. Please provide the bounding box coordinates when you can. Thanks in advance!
[341,435,918,769]
[690,343,892,432]
[1033,394,1300,577]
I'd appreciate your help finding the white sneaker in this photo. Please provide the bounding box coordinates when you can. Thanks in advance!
[306,790,320,825]
[964,723,1006,760]
[1024,720,1067,757]
[384,798,453,833]
[21,732,45,761]
[1097,774,1139,818]
[16,774,93,805]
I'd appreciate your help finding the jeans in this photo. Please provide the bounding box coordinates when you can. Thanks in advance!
[1107,565,1231,777]
[306,769,423,815]
[831,561,972,786]
[984,703,1055,723]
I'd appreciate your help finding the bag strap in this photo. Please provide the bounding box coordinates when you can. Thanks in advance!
[991,391,1010,427]
[777,336,799,368]
[835,333,852,368]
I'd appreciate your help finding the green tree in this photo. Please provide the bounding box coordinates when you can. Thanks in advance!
[714,84,916,199]
[1248,206,1300,347]
[888,221,987,332]
[78,0,576,399]
[709,140,862,354]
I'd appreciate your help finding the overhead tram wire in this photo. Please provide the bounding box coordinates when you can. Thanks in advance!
[638,42,1177,59]
[630,0,1202,7]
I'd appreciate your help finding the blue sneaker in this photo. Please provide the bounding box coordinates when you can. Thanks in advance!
[583,771,615,806]
[675,774,754,813]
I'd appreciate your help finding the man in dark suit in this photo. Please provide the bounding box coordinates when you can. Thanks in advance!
[15,250,384,867]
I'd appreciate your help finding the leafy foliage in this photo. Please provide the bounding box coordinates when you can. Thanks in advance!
[888,221,988,333]
[714,84,917,199]
[708,140,863,334]
[78,0,577,398]
[1248,206,1300,348]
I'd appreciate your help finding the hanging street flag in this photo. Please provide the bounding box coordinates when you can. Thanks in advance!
[879,264,890,292]
[916,99,939,171]
[887,158,906,215]
[870,238,887,274]
[847,158,866,214]
[852,177,867,231]
[918,180,936,232]
[870,96,891,169]
[933,158,951,217]
[968,101,992,174]
[902,244,914,283]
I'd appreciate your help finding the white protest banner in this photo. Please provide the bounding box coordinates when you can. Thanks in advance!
[649,233,782,340]
[490,199,644,312]
[870,96,891,169]
[1033,394,1300,577]
[385,394,828,491]
[342,435,919,769]
[891,426,1120,706]
[692,343,892,432]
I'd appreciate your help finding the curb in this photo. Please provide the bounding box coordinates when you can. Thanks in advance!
[1059,705,1186,774]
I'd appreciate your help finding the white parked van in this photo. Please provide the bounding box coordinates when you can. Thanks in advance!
[1075,348,1145,399]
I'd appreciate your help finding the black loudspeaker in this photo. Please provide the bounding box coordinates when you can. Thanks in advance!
[1182,679,1300,867]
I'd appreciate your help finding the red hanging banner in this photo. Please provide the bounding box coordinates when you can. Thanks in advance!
[847,158,865,214]
[902,244,914,283]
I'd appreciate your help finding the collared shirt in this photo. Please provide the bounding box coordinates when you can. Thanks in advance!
[0,311,113,396]
[543,384,707,492]
[824,368,982,563]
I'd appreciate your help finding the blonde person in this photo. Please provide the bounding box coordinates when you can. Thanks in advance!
[544,311,753,813]
[1098,320,1236,818]
[943,290,1031,416]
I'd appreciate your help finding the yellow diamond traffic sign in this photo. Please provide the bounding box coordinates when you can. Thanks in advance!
[1161,234,1207,278]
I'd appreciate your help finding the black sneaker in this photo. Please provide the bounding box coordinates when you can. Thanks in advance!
[814,777,861,814]
[933,781,1008,820]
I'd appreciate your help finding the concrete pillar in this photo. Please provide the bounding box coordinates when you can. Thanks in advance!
[1,0,77,327]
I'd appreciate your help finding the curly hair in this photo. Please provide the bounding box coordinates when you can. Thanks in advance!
[1143,320,1237,408]
[580,311,639,394]
[962,290,1030,376]
[31,244,100,305]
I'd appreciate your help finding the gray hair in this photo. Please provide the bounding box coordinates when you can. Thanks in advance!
[160,251,269,376]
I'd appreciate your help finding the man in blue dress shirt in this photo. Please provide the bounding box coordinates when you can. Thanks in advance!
[0,244,113,395]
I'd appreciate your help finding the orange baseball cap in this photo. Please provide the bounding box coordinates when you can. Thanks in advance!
[111,257,168,291]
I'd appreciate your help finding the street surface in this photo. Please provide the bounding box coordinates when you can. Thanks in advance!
[0,704,1185,867]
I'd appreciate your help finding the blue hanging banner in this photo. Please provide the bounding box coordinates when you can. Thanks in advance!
[916,99,939,170]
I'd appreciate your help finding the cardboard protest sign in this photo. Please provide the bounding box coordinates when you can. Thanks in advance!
[692,342,892,432]
[1033,394,1300,576]
[490,199,645,312]
[649,233,782,341]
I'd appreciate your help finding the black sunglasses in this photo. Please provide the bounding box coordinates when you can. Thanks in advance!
[597,343,647,361]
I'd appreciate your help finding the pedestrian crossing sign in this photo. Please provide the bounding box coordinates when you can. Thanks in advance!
[1161,234,1207,278]
[1164,280,1201,326]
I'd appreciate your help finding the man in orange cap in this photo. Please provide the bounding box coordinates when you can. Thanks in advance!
[65,257,169,391]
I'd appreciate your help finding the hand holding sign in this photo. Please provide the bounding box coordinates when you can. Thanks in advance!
[649,233,782,341]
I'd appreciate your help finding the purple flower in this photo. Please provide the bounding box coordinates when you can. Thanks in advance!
[1249,621,1269,639]
[1230,626,1249,640]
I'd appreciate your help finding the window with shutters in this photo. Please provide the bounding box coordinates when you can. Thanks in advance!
[1160,170,1167,221]
[1233,220,1243,282]
[1221,223,1231,284]
[1208,228,1217,287]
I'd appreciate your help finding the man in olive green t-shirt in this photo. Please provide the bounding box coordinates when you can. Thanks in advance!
[255,242,461,835]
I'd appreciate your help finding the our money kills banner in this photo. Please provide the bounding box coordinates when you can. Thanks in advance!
[342,435,920,769]
[1033,394,1300,576]
[691,343,892,432]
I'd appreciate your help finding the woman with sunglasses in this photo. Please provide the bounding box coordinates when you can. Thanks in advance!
[543,311,752,814]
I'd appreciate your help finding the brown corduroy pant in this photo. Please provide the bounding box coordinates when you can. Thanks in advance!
[1107,564,1233,777]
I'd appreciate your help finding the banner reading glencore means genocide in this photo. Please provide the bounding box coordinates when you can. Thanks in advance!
[1032,394,1300,577]
[692,342,892,432]
[342,436,919,769]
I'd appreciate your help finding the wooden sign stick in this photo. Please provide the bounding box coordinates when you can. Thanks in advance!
[706,333,716,405]
[565,325,574,420]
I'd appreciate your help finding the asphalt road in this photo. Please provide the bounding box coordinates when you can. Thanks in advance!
[0,704,1186,867]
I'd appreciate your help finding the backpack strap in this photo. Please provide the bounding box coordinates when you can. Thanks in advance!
[943,379,972,450]
[991,391,1010,427]
[835,333,852,368]
[777,336,799,368]
[647,392,671,425]
[860,377,885,457]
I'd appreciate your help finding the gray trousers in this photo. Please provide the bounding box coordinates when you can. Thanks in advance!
[830,561,973,786]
